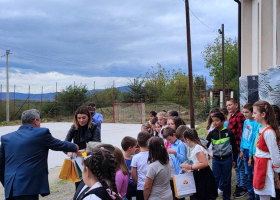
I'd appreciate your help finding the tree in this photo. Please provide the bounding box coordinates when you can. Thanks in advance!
[193,75,206,100]
[124,78,146,103]
[202,36,238,95]
[93,87,121,108]
[56,84,89,116]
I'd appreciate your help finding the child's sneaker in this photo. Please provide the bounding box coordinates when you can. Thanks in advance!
[235,189,248,199]
[233,185,241,197]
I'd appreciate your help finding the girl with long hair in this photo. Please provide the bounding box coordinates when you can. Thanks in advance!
[81,148,122,200]
[252,101,280,200]
[180,129,217,200]
[113,147,129,199]
[143,137,172,200]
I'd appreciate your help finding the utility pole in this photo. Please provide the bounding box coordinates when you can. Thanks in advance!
[6,50,10,122]
[185,0,195,129]
[219,24,226,107]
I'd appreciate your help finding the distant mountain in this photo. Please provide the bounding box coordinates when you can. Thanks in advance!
[0,86,131,101]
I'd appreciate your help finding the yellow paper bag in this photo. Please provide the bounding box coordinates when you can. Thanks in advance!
[59,158,80,183]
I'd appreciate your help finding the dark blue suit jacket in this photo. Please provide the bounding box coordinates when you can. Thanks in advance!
[0,124,77,198]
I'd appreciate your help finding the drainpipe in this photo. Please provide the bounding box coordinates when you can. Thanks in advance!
[234,0,241,107]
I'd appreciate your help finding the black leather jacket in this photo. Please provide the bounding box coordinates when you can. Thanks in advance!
[65,122,100,149]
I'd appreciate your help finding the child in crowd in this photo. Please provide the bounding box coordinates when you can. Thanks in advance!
[220,108,229,128]
[121,136,138,200]
[207,108,220,134]
[176,125,192,164]
[149,111,157,121]
[143,137,172,200]
[206,112,238,200]
[150,117,158,136]
[252,101,280,200]
[167,117,176,129]
[226,98,246,198]
[239,103,259,200]
[158,111,171,148]
[141,123,153,136]
[155,121,162,138]
[81,148,122,200]
[131,132,151,200]
[157,111,168,137]
[162,127,186,200]
[181,129,218,200]
[113,147,129,199]
[167,117,186,130]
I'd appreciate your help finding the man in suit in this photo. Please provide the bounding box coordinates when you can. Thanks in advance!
[0,109,78,200]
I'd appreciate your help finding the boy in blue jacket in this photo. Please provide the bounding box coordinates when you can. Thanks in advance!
[240,103,260,200]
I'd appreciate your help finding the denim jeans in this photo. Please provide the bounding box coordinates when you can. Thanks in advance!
[243,149,254,198]
[235,152,247,190]
[212,155,232,200]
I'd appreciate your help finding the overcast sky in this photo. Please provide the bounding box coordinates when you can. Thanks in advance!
[0,0,238,93]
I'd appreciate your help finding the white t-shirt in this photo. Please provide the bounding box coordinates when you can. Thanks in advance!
[131,151,149,190]
[189,144,208,165]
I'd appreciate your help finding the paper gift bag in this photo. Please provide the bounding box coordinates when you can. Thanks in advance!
[59,158,80,183]
[73,157,83,180]
[173,172,196,198]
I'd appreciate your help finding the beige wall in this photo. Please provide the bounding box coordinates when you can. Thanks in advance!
[241,0,279,76]
[241,0,253,76]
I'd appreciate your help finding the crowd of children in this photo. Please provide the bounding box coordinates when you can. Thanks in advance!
[77,99,280,200]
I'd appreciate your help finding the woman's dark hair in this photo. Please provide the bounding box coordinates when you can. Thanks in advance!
[73,105,92,130]
[148,137,169,165]
[207,108,220,130]
[254,101,280,139]
[83,148,122,200]
[173,117,186,129]
[272,105,280,128]
[183,129,207,150]
[149,111,157,117]
[212,112,225,122]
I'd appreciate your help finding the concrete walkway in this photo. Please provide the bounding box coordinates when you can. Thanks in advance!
[0,122,142,169]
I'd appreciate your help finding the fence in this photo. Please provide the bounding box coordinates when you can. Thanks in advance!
[0,80,220,124]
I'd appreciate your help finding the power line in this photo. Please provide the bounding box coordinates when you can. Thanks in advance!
[182,0,218,34]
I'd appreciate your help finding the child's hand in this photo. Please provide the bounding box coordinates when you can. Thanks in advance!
[253,155,256,161]
[239,151,244,160]
[248,157,252,167]
[167,148,176,155]
[232,161,237,168]
[180,163,190,171]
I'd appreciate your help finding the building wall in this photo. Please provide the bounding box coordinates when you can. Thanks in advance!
[241,0,279,76]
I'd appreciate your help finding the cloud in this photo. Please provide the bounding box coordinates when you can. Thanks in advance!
[0,68,133,93]
[0,0,238,92]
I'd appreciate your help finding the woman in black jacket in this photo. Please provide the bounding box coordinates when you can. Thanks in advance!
[65,105,101,156]
[65,105,100,189]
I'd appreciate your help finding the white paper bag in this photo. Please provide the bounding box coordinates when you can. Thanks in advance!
[172,172,196,198]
